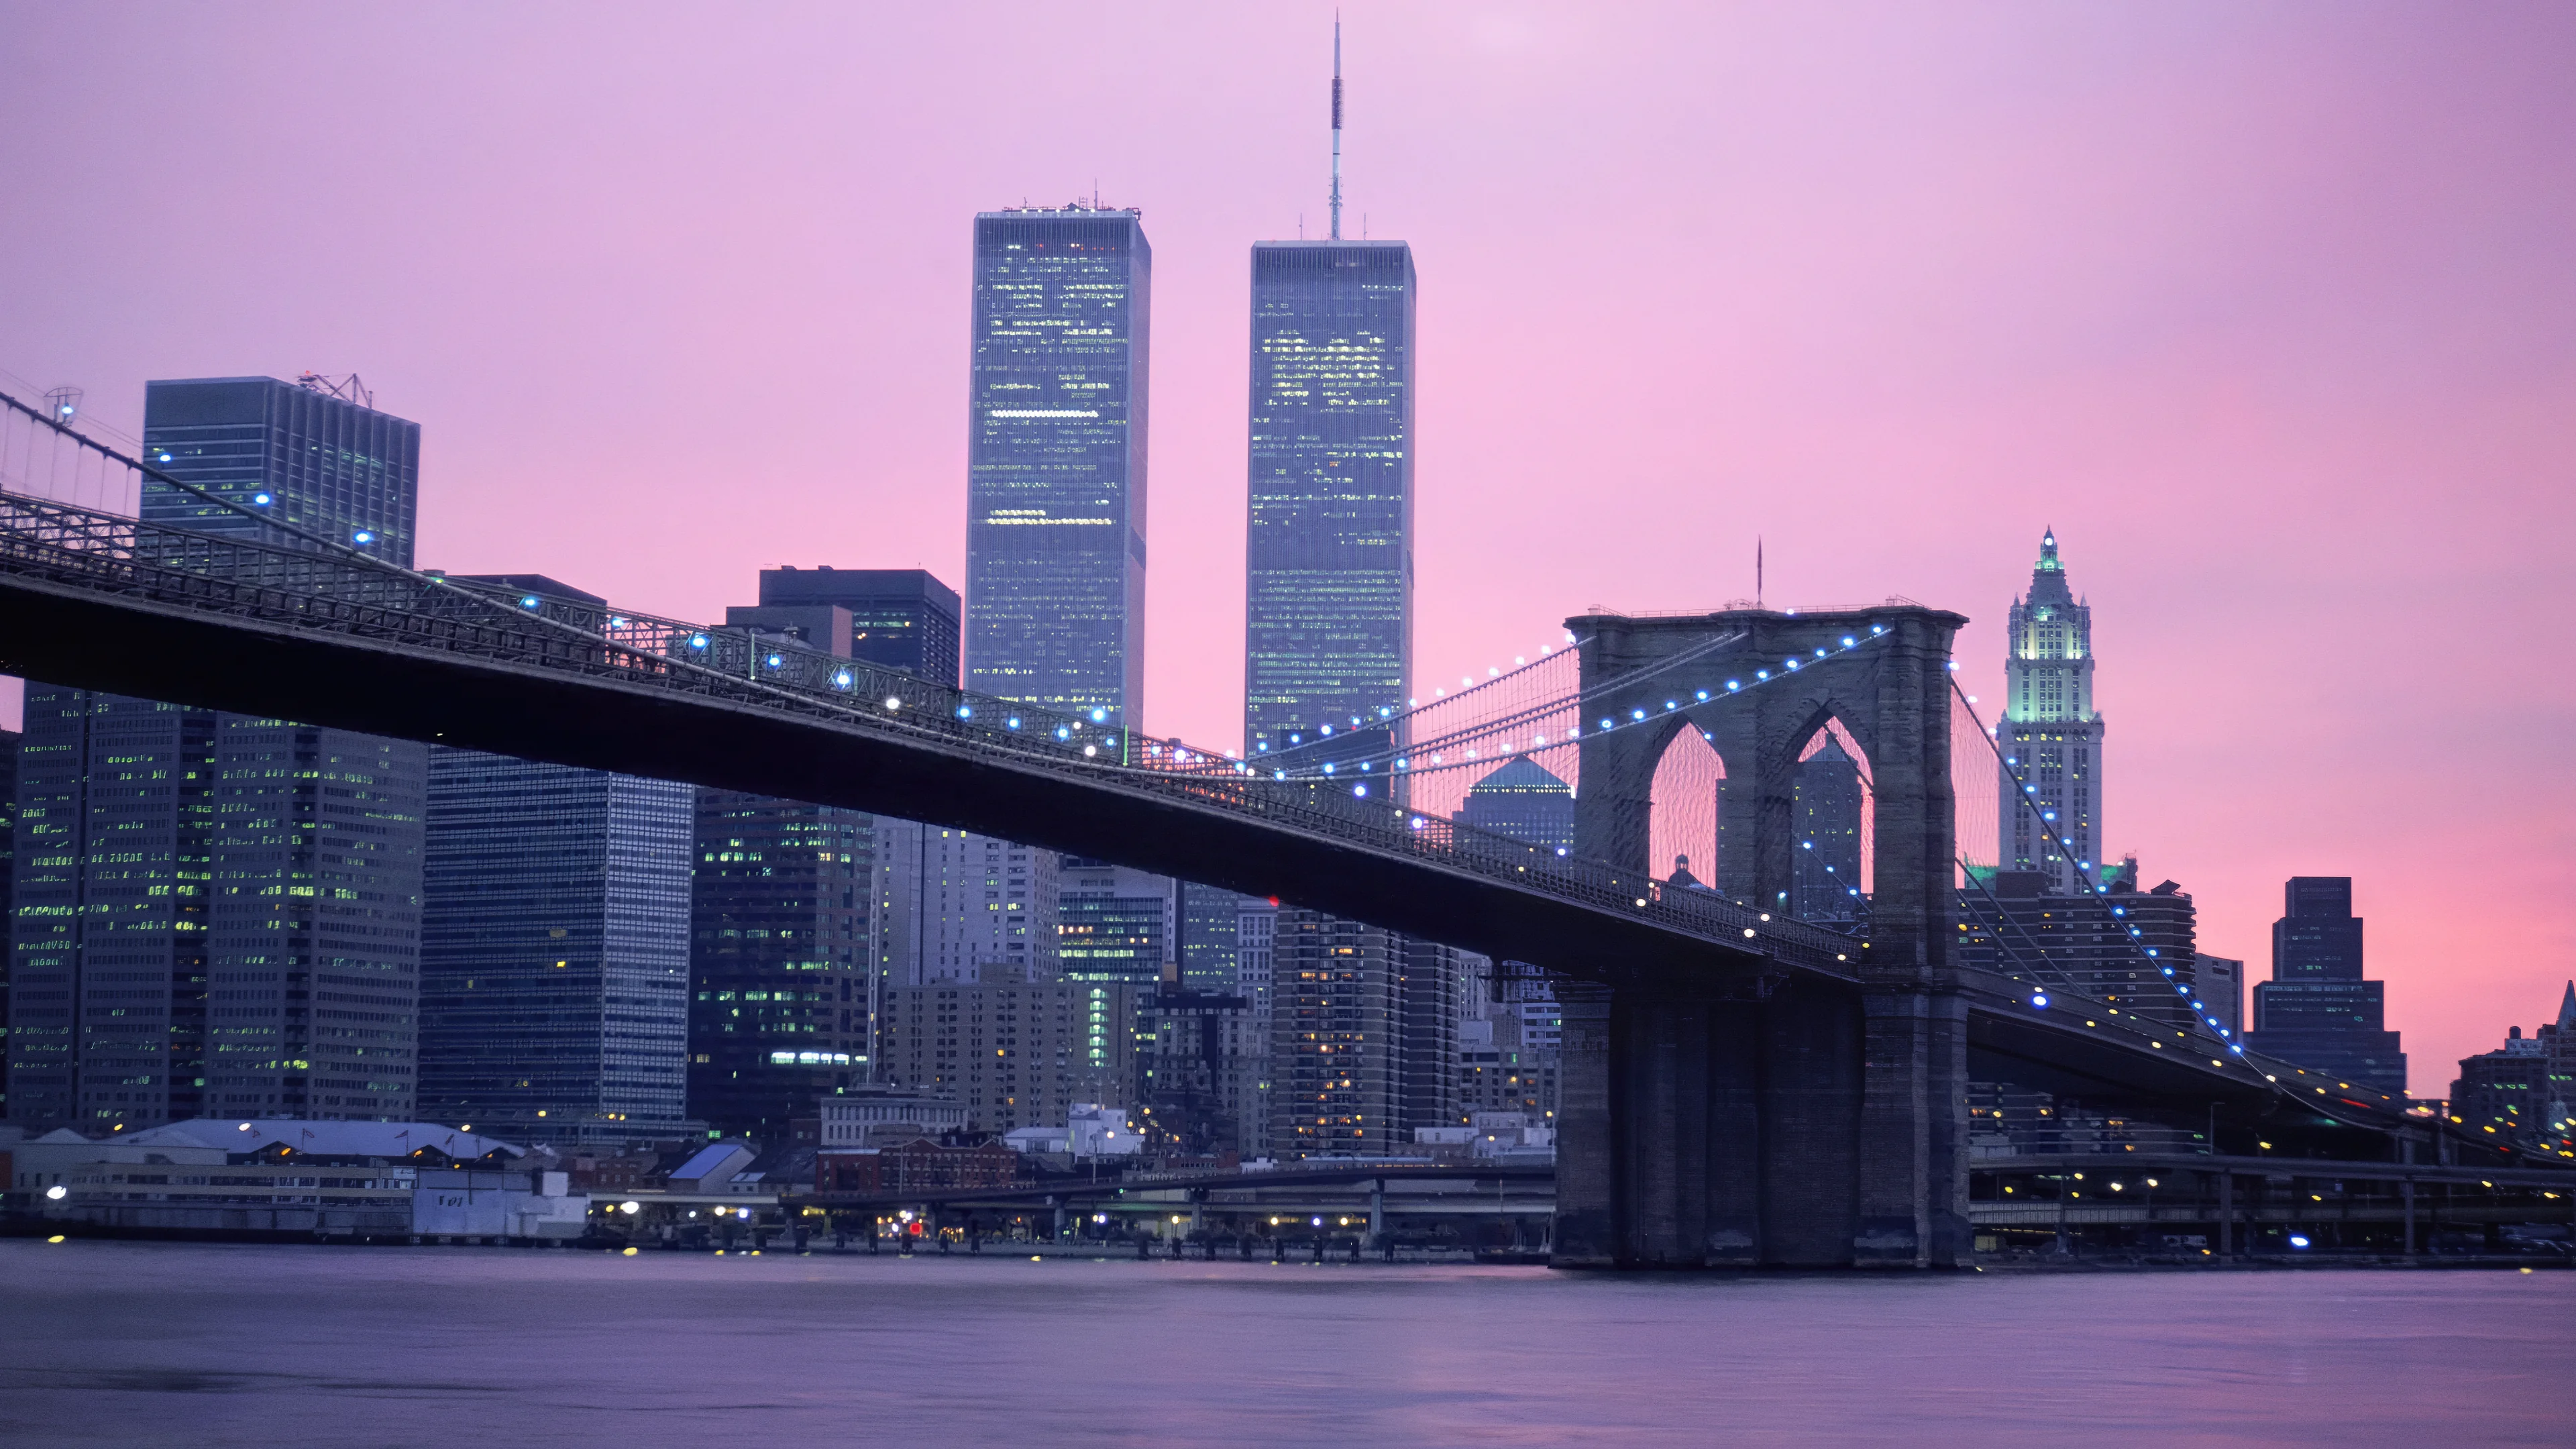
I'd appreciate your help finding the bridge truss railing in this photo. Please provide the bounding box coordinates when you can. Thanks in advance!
[0,394,1861,978]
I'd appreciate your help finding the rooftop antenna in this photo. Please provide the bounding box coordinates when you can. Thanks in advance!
[1757,536,1764,608]
[1328,15,1344,241]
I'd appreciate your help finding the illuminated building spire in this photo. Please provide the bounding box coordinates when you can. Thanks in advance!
[1998,529,2104,892]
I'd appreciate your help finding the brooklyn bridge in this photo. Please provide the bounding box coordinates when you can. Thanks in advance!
[0,387,2556,1268]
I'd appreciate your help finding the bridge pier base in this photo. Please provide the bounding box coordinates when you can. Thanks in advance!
[1552,979,1970,1269]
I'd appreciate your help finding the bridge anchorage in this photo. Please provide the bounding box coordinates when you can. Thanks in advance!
[0,385,2556,1271]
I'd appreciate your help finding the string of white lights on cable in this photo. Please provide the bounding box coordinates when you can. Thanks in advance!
[1270,622,1900,784]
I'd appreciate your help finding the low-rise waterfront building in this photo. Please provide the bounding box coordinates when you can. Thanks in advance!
[13,1118,584,1238]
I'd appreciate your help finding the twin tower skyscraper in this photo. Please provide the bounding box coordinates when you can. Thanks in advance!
[965,30,1414,752]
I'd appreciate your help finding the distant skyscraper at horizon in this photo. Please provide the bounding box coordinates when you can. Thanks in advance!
[1998,530,2104,893]
[2246,876,2406,1093]
[965,205,1151,727]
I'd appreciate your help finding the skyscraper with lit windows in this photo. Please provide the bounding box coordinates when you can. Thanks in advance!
[1244,239,1415,760]
[5,376,430,1130]
[965,205,1151,727]
[1998,531,2104,892]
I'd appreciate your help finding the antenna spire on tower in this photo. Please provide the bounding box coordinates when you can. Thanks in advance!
[1329,16,1344,241]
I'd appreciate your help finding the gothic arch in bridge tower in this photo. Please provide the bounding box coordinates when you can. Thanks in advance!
[1644,720,1723,898]
[1557,603,1974,1270]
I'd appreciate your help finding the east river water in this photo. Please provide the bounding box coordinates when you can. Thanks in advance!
[1,1240,2569,1446]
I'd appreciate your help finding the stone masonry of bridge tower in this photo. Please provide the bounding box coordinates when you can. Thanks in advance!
[1559,605,1972,1268]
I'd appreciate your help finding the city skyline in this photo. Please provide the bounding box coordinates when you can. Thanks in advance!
[2,5,2571,1092]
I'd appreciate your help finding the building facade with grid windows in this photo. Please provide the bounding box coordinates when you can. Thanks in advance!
[1244,239,1415,761]
[876,979,1138,1134]
[965,206,1151,727]
[7,377,430,1130]
[417,749,692,1144]
[688,790,873,1143]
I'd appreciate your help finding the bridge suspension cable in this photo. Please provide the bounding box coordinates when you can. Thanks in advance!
[1952,680,2249,1058]
[0,384,1874,981]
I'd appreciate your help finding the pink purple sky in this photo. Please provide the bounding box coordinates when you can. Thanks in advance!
[5,3,2571,1091]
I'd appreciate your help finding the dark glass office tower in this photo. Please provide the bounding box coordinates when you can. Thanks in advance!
[6,693,430,1128]
[688,790,872,1143]
[419,749,692,1142]
[1176,879,1252,992]
[140,376,421,564]
[2246,876,2406,1092]
[1244,239,1415,759]
[967,206,1151,726]
[203,716,427,1121]
[1790,737,1864,924]
[419,576,693,1143]
[743,567,961,684]
[7,694,217,1128]
[6,377,430,1130]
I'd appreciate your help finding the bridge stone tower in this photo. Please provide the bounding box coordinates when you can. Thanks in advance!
[1556,604,1972,1268]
